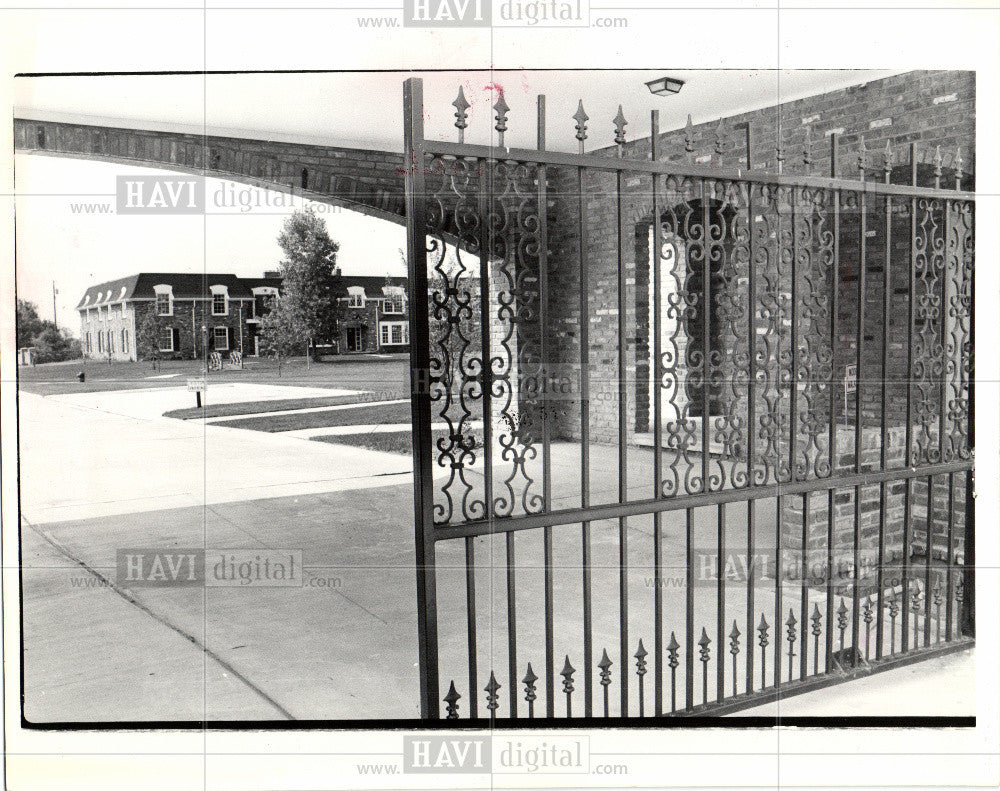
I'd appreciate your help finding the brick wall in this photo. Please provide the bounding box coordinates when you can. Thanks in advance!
[132,300,251,360]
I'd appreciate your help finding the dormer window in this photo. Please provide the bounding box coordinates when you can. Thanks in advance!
[210,284,229,316]
[382,287,406,314]
[347,286,366,308]
[154,284,174,316]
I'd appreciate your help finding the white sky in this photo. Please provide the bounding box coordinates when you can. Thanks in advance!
[14,155,408,333]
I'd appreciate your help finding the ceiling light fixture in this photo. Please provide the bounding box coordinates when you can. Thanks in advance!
[645,77,685,96]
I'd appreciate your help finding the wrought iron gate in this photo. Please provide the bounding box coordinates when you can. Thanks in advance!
[403,77,975,721]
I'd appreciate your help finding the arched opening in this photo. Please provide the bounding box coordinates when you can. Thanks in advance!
[301,168,309,189]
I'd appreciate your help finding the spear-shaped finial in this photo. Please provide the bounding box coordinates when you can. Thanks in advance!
[493,91,510,148]
[613,104,627,154]
[883,139,893,182]
[714,119,726,157]
[573,100,589,153]
[634,639,648,677]
[485,671,501,717]
[776,138,785,173]
[444,680,461,719]
[803,126,813,171]
[858,135,867,180]
[955,145,964,187]
[933,144,943,186]
[452,86,470,143]
[683,114,695,155]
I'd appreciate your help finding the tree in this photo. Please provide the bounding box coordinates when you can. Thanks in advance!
[259,208,343,364]
[34,326,81,363]
[16,299,81,362]
[16,300,45,349]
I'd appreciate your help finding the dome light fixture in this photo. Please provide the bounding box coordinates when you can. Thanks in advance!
[645,76,685,96]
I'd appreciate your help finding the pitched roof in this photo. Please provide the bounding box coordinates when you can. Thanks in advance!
[339,274,408,296]
[77,273,282,309]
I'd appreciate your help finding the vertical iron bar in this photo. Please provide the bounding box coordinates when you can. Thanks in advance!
[465,538,478,718]
[901,145,918,651]
[826,191,840,673]
[717,503,726,700]
[945,472,955,640]
[744,122,752,171]
[800,492,810,679]
[614,158,627,721]
[578,164,595,717]
[403,77,440,719]
[745,182,757,694]
[939,200,951,464]
[852,187,867,662]
[544,528,555,717]
[686,508,695,709]
[774,497,782,687]
[789,187,799,481]
[829,133,838,178]
[876,192,892,660]
[538,96,551,513]
[924,474,934,647]
[651,110,664,717]
[537,92,555,722]
[962,211,975,639]
[506,533,516,716]
[701,182,711,493]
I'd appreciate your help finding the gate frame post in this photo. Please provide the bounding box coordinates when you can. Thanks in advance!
[404,76,441,718]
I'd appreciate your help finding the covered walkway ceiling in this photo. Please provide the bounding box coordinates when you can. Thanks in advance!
[14,69,902,155]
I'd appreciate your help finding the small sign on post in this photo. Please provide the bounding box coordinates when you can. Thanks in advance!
[843,363,857,423]
[187,377,206,408]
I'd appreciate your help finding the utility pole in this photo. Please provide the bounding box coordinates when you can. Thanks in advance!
[52,282,58,329]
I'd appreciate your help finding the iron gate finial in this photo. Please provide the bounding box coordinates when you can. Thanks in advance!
[613,104,627,153]
[452,87,470,143]
[493,92,510,148]
[573,101,589,153]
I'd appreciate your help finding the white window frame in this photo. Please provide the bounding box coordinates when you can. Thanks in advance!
[154,285,174,317]
[159,326,174,353]
[212,293,227,315]
[347,287,366,308]
[213,326,229,351]
[379,321,408,346]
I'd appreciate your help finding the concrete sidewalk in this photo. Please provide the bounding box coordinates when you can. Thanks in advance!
[734,647,974,717]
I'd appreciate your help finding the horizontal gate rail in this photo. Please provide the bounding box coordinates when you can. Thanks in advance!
[433,460,972,541]
[420,139,975,201]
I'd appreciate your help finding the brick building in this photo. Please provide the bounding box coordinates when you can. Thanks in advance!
[77,272,282,361]
[336,275,410,354]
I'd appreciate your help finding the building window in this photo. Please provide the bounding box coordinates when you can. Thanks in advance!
[97,332,103,353]
[159,327,174,353]
[213,293,227,315]
[108,331,114,354]
[121,329,128,353]
[380,321,408,346]
[383,294,405,314]
[86,333,92,353]
[157,293,171,316]
[213,326,229,351]
[348,292,365,308]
